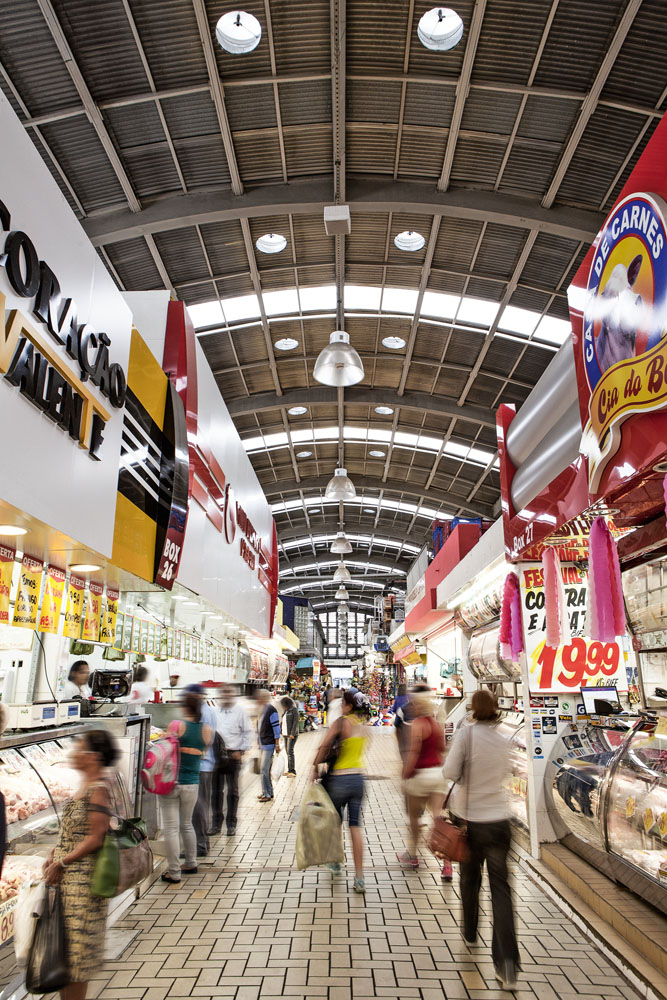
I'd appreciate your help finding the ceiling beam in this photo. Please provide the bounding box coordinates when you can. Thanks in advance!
[542,0,643,208]
[277,525,425,547]
[397,217,441,395]
[239,218,283,396]
[226,386,495,427]
[280,553,409,574]
[265,473,495,518]
[437,0,488,192]
[282,574,402,587]
[82,179,604,247]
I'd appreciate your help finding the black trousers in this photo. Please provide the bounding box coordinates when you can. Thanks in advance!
[192,770,213,854]
[284,735,297,773]
[211,757,242,832]
[460,819,519,969]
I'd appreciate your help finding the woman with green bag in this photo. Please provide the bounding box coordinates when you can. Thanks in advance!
[42,729,119,1000]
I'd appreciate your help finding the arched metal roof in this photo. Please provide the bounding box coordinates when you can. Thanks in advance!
[2,0,665,607]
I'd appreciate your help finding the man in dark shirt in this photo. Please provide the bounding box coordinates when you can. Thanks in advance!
[257,689,281,801]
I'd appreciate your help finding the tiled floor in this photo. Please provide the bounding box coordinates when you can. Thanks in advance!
[86,729,640,1000]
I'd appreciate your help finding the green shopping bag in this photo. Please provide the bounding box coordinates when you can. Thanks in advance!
[92,816,152,898]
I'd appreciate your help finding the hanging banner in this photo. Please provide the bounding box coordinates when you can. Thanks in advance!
[81,582,103,642]
[0,546,15,626]
[100,587,120,645]
[520,564,629,693]
[113,611,125,650]
[12,555,43,629]
[38,566,66,634]
[63,575,85,638]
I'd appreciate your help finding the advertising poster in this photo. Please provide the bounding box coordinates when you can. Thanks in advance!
[0,547,15,626]
[166,627,174,657]
[174,631,182,659]
[123,614,134,652]
[147,623,155,655]
[139,621,148,655]
[131,619,141,653]
[81,582,103,642]
[520,563,628,693]
[63,575,85,638]
[38,566,66,634]
[113,612,125,650]
[184,634,191,661]
[100,588,120,645]
[12,555,43,629]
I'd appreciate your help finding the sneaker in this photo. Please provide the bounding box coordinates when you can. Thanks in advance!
[180,866,198,875]
[353,876,365,893]
[287,771,296,777]
[495,961,519,991]
[161,873,181,884]
[327,862,341,874]
[282,772,291,777]
[441,861,453,882]
[226,826,236,836]
[258,796,273,802]
[396,851,419,869]
[207,827,222,836]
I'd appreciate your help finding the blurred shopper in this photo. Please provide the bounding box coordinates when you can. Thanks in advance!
[443,690,519,991]
[60,660,92,701]
[211,684,254,835]
[396,690,449,876]
[43,729,119,1000]
[257,689,281,802]
[187,684,218,857]
[327,687,343,727]
[280,696,299,776]
[312,689,369,893]
[390,683,409,752]
[127,666,153,705]
[161,692,212,883]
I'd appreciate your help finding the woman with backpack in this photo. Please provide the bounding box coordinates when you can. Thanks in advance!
[161,692,212,884]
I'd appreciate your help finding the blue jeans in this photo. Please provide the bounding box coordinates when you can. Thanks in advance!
[261,745,275,798]
[326,771,365,827]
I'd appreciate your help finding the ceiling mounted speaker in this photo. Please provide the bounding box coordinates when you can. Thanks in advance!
[333,561,351,583]
[330,531,353,554]
[325,467,357,500]
[314,331,364,387]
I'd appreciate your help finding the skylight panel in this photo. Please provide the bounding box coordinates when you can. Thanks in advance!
[221,293,261,322]
[188,300,224,329]
[263,288,300,316]
[498,305,540,336]
[299,285,337,311]
[421,291,459,320]
[534,315,571,345]
[381,287,419,314]
[457,296,499,326]
[344,285,382,310]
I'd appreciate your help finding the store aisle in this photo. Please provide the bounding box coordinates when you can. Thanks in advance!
[83,730,639,1000]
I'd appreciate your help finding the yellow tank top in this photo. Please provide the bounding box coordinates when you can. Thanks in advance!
[333,717,366,771]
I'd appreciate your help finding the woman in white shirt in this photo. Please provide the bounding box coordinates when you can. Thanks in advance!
[443,689,520,992]
[127,666,153,706]
[61,660,92,701]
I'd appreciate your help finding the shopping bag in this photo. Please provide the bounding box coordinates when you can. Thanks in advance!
[92,816,153,898]
[25,886,69,994]
[13,880,46,967]
[273,750,288,778]
[295,783,344,870]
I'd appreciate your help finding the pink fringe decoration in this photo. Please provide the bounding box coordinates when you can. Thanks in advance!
[587,516,625,641]
[499,572,523,662]
[542,548,571,649]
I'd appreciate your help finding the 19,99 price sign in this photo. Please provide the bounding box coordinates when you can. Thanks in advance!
[520,564,628,693]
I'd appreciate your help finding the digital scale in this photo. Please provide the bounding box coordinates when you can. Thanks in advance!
[4,702,58,729]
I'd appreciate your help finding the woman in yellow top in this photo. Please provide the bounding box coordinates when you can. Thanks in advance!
[312,689,369,893]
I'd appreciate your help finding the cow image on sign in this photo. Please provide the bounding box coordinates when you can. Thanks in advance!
[596,254,644,372]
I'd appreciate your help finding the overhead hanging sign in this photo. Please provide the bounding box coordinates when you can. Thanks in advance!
[100,587,119,645]
[38,565,66,634]
[12,555,42,629]
[519,563,629,693]
[0,546,14,626]
[63,574,85,639]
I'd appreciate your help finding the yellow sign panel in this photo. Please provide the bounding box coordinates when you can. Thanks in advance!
[63,575,85,639]
[100,588,120,645]
[38,566,66,634]
[0,547,15,626]
[12,556,42,629]
[82,583,103,642]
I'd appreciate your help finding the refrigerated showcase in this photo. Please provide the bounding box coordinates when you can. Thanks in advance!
[497,716,529,833]
[467,624,522,684]
[548,718,667,914]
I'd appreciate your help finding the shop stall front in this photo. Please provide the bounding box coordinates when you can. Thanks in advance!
[0,89,278,958]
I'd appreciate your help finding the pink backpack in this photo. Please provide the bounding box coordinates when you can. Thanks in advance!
[141,729,179,795]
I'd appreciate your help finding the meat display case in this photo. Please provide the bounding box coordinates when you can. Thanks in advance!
[548,717,667,914]
[497,716,529,834]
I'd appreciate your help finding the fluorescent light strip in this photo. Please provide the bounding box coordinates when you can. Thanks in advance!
[272,495,453,521]
[279,534,420,554]
[279,560,407,577]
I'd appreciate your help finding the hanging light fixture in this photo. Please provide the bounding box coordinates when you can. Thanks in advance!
[313,330,364,387]
[335,585,349,601]
[330,531,353,555]
[325,467,356,500]
[418,7,464,51]
[337,602,349,614]
[333,561,351,583]
[215,11,262,54]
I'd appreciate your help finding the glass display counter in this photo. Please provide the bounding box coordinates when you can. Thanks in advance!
[497,716,529,832]
[548,717,667,913]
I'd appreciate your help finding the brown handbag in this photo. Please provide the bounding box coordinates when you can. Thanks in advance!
[427,726,471,863]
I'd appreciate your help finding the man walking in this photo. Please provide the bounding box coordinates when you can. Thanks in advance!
[257,689,281,802]
[187,683,218,858]
[279,695,299,776]
[210,684,254,836]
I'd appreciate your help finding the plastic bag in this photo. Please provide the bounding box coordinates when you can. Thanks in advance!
[25,886,69,994]
[295,783,344,870]
[13,880,46,967]
[273,751,288,779]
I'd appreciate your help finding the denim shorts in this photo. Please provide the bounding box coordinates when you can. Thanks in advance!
[326,771,365,827]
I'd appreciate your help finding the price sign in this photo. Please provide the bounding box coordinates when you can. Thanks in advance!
[0,897,16,943]
[0,749,28,772]
[520,564,628,693]
[21,744,48,766]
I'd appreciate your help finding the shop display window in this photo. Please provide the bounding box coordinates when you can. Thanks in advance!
[606,722,667,885]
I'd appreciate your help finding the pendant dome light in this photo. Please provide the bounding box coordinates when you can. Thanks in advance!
[325,467,356,500]
[330,531,353,555]
[333,561,351,583]
[337,602,349,614]
[216,11,262,54]
[335,585,349,601]
[418,7,464,51]
[313,330,364,387]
